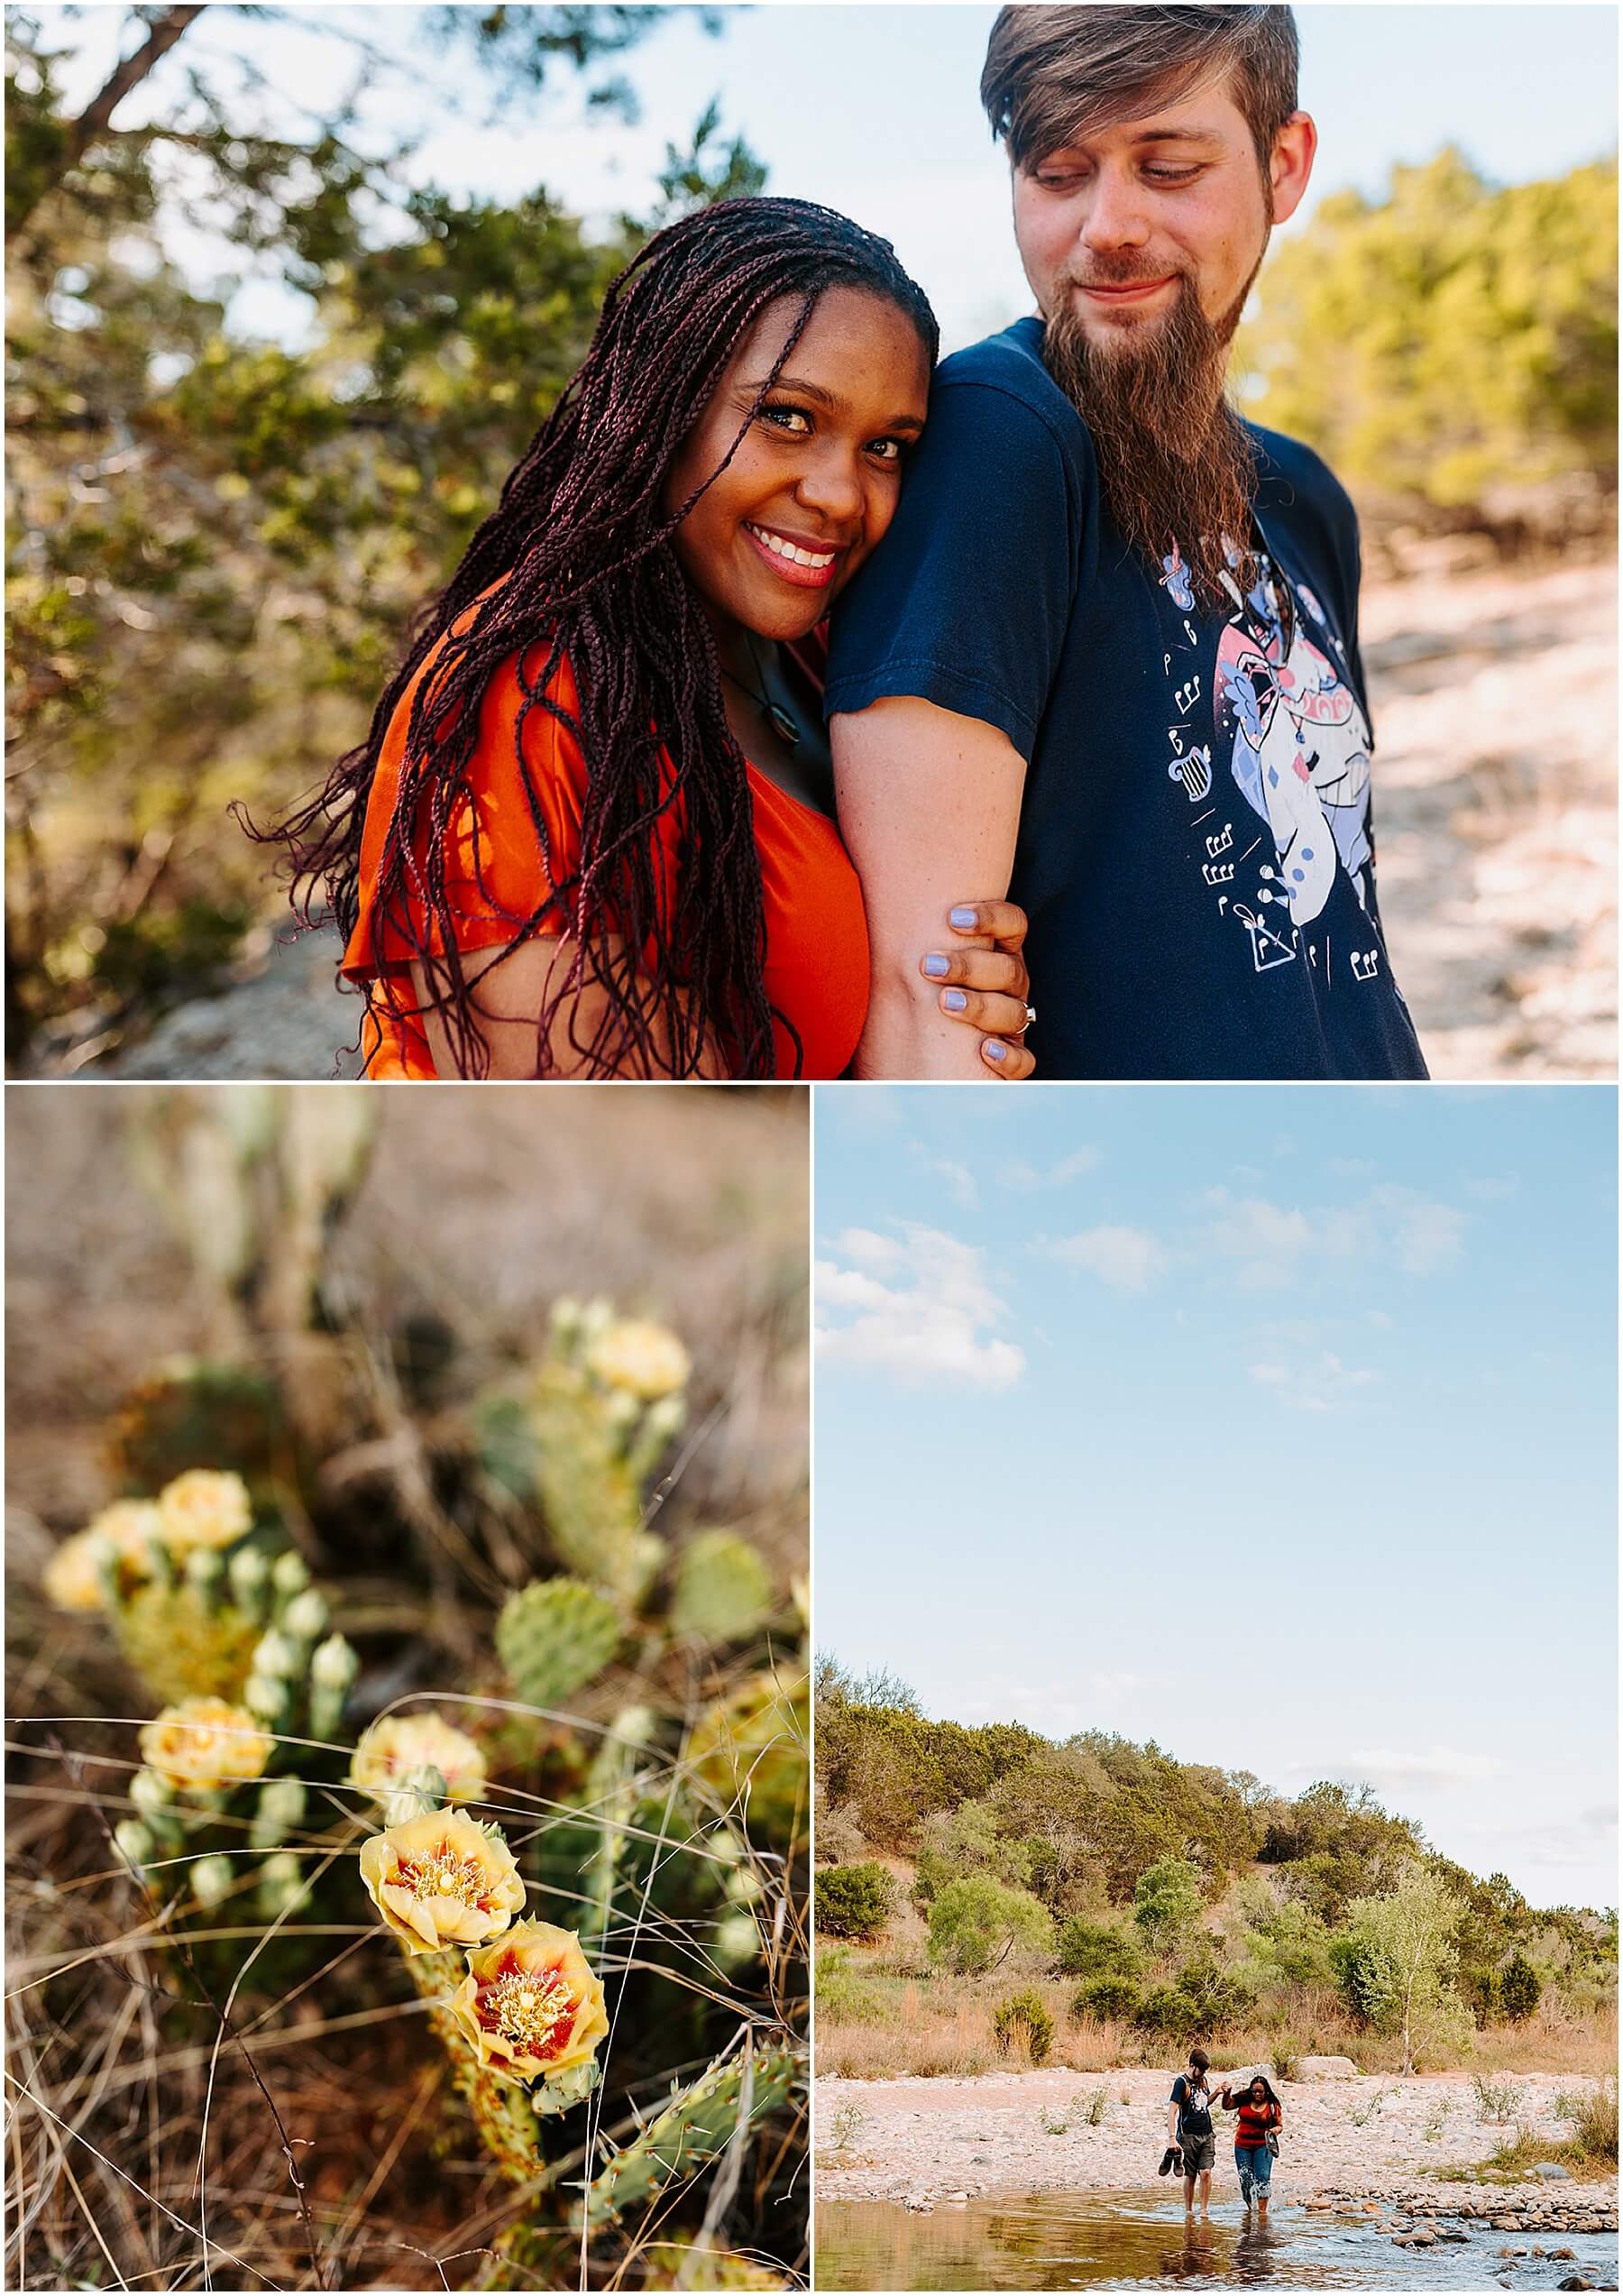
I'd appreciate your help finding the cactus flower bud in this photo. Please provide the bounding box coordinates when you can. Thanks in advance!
[251,1776,307,1852]
[309,1633,359,1739]
[129,1767,174,1818]
[228,1544,271,1623]
[381,1762,448,1829]
[280,1588,328,1644]
[549,1295,584,1349]
[184,1545,225,1609]
[713,1911,761,1970]
[257,1851,308,1918]
[190,1853,235,1910]
[114,1818,155,1873]
[270,1551,311,1600]
[252,1629,302,1680]
[244,1672,290,1728]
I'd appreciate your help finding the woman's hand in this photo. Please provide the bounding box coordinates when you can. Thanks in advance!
[920,899,1034,1079]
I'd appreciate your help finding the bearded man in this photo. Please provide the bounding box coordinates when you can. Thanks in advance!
[828,4,1428,1079]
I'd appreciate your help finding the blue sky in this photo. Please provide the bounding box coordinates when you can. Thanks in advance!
[44,5,1619,353]
[814,1086,1618,1911]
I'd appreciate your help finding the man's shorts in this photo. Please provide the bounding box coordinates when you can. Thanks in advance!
[1178,2133,1216,2173]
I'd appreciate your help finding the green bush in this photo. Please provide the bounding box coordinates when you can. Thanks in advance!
[1132,1956,1253,2041]
[992,1987,1054,2065]
[1071,1975,1140,2023]
[1133,1858,1204,1952]
[1498,1950,1542,2025]
[927,1875,1054,1977]
[1056,1917,1142,1981]
[815,1861,896,1942]
[815,1946,887,2026]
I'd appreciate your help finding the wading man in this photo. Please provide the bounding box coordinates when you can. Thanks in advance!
[828,5,1428,1081]
[1167,2046,1218,2218]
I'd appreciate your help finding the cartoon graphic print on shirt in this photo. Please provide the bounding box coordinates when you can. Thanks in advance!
[1158,535,1389,991]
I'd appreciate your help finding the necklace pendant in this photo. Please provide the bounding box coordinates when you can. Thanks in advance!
[767,702,802,752]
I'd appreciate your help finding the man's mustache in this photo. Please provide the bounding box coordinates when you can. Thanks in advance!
[1060,255,1194,292]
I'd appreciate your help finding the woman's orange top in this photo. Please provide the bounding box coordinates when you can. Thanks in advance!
[341,621,868,1079]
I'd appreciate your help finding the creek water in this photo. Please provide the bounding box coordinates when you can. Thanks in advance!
[815,2187,1620,2291]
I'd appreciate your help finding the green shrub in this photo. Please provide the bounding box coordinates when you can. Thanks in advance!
[1132,1956,1253,2041]
[1554,2074,1618,2162]
[1132,1984,1197,2041]
[1071,1974,1140,2023]
[1498,1950,1542,2025]
[927,1875,1054,1977]
[815,1946,887,2026]
[1132,1858,1204,1952]
[992,1987,1055,2065]
[815,1861,896,1942]
[1056,1917,1142,1981]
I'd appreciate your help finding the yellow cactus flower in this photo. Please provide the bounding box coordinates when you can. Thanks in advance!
[585,1318,690,1401]
[42,1502,164,1613]
[157,1470,252,1557]
[140,1697,273,1791]
[42,1530,108,1613]
[359,1808,525,1955]
[348,1713,488,1807]
[451,1919,609,2081]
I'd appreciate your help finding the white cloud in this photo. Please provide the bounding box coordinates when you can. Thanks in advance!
[1202,1183,1466,1282]
[1343,1747,1512,1790]
[1465,1176,1519,1202]
[1042,1224,1167,1292]
[816,1223,1025,1391]
[929,1157,978,1210]
[1249,1352,1379,1413]
[1006,1147,1103,1189]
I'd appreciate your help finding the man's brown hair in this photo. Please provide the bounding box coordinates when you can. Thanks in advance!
[981,5,1299,172]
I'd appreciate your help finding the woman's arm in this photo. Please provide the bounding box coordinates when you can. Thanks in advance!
[409,938,729,1079]
[833,696,1028,1079]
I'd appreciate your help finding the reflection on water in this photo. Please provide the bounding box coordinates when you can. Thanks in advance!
[816,2186,1621,2291]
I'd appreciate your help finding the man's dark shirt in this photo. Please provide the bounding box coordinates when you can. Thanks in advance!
[826,315,1428,1080]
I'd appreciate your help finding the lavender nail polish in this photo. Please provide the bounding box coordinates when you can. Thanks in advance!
[949,906,977,930]
[922,953,949,978]
[942,988,967,1011]
[984,1040,1008,1061]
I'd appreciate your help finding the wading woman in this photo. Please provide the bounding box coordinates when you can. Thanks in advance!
[1223,2071,1283,2218]
[262,197,1035,1079]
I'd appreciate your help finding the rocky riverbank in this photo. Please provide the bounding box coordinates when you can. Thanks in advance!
[816,2067,1618,2215]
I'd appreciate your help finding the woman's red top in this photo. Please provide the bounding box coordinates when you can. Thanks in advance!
[341,616,868,1079]
[1233,2099,1281,2147]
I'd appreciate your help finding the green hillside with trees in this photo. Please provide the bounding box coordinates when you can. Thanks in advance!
[1236,149,1618,546]
[815,1662,1617,2081]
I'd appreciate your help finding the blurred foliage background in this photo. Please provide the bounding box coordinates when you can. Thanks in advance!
[5,8,1617,1075]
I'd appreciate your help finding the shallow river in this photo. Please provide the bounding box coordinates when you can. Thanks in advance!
[816,2187,1619,2291]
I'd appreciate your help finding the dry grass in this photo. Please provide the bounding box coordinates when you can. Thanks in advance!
[817,1934,1618,2086]
[6,1085,810,2291]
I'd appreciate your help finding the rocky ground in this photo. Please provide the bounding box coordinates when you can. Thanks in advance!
[33,552,1618,1082]
[816,2067,1618,2219]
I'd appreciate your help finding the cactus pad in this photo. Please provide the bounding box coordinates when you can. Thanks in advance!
[686,1670,809,1851]
[497,1577,622,1710]
[577,2042,803,2229]
[670,1530,774,1643]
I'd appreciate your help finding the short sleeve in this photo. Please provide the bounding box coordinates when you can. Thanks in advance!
[824,376,1083,761]
[344,639,591,980]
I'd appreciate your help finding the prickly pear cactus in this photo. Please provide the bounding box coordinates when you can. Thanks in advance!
[106,1361,290,1496]
[496,1577,622,1709]
[577,2043,804,2229]
[669,1530,774,1643]
[686,1671,809,1851]
[530,1359,645,1597]
[114,1582,263,1702]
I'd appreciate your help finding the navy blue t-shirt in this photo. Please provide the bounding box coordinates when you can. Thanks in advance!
[825,316,1428,1080]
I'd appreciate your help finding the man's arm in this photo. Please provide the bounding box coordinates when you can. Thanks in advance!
[833,697,1027,1080]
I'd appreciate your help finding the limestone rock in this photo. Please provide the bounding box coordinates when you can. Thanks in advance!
[1298,2055,1360,2079]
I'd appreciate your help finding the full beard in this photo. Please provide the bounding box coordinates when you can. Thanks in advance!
[1041,257,1263,610]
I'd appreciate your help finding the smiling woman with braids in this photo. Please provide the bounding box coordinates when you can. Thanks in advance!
[263,197,1035,1079]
